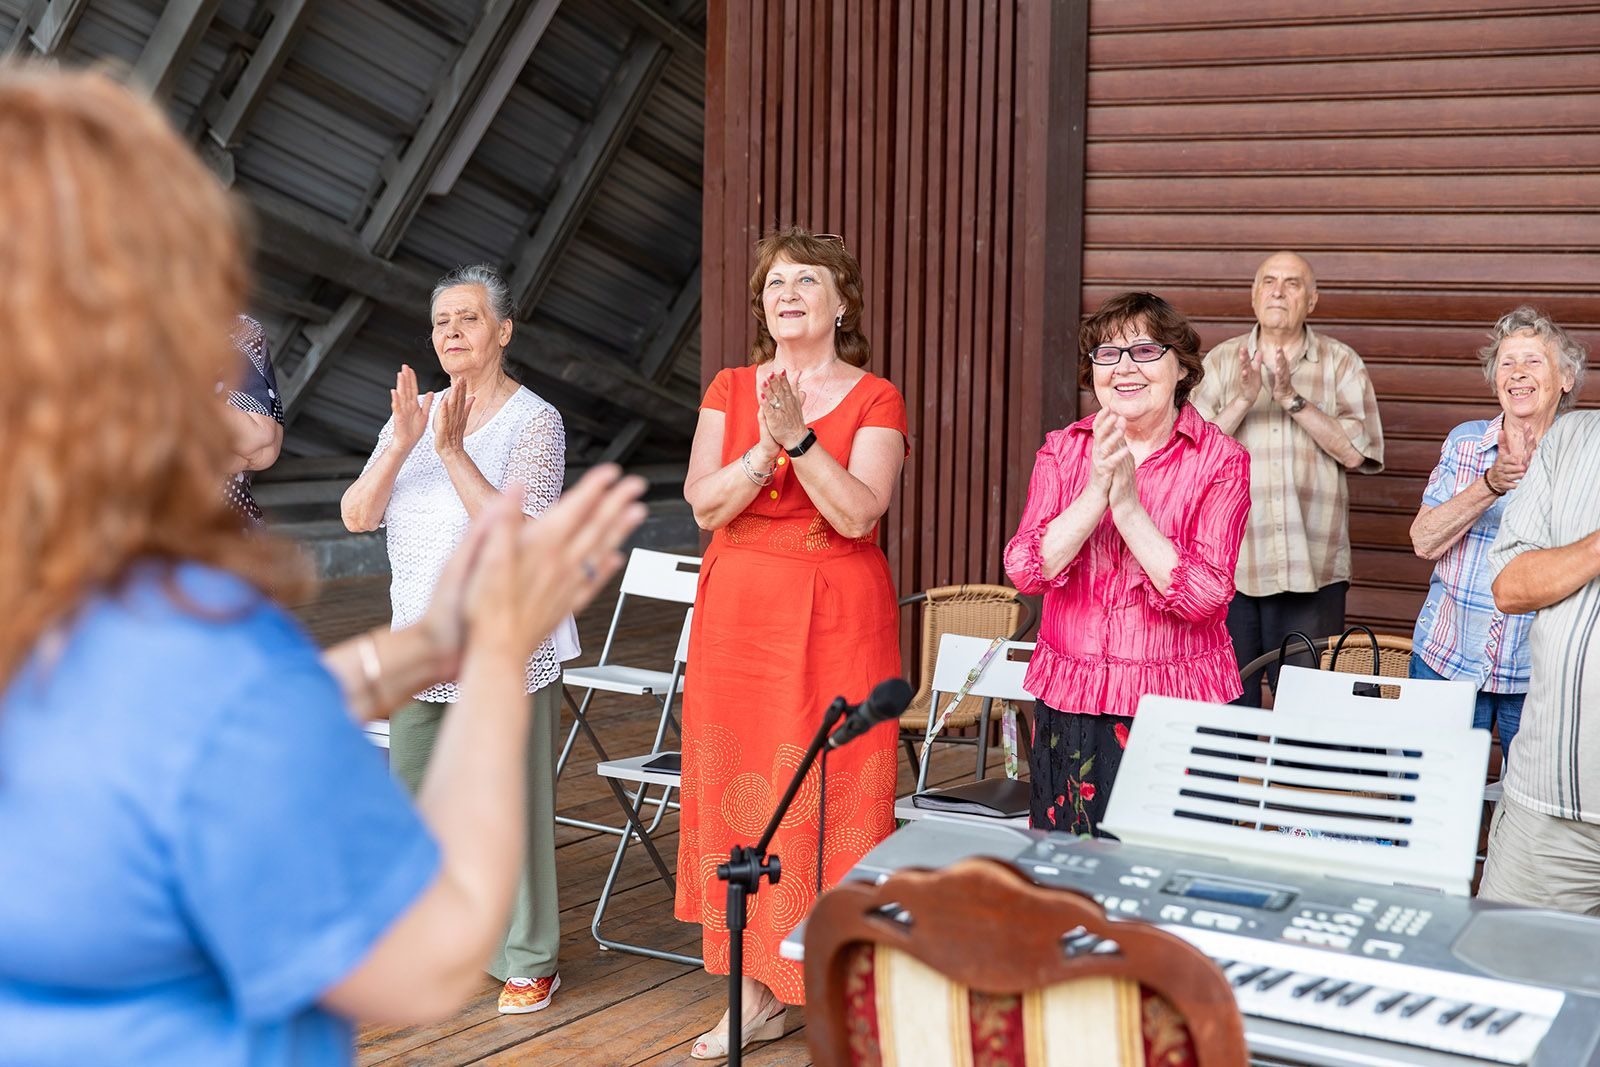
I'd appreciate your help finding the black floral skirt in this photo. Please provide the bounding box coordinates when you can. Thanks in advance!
[1028,701,1132,837]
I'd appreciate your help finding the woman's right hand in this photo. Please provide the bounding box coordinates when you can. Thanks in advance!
[462,466,649,665]
[1087,409,1130,499]
[391,365,435,455]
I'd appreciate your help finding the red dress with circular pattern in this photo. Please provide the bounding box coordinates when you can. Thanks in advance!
[675,364,908,1004]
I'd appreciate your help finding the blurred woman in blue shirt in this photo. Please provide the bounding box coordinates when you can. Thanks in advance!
[0,68,644,1067]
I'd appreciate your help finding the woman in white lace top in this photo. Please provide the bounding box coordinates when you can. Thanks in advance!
[341,264,574,1015]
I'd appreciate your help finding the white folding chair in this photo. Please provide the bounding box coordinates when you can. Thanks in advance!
[363,720,390,749]
[915,633,1036,793]
[556,548,699,834]
[590,610,701,964]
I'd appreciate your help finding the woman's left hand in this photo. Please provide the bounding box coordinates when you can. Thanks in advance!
[434,385,475,459]
[759,369,810,451]
[1098,416,1138,511]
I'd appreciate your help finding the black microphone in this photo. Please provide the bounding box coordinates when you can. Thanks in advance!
[826,677,915,750]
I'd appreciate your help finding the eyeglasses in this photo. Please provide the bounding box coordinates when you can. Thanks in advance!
[1089,342,1171,366]
[814,233,844,243]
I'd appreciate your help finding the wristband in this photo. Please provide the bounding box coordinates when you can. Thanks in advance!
[785,427,818,458]
[1483,470,1506,497]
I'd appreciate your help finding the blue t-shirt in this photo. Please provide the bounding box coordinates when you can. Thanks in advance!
[0,565,440,1066]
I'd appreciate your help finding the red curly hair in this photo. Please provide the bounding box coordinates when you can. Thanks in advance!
[0,66,307,686]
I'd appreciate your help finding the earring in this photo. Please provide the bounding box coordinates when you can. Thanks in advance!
[834,313,843,329]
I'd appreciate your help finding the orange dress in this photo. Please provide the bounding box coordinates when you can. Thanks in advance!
[675,364,907,1004]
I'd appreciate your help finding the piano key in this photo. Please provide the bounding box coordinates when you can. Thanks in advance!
[1486,1011,1523,1036]
[1461,1004,1499,1031]
[1231,965,1269,987]
[1292,976,1326,999]
[1436,1002,1472,1026]
[1313,980,1350,1003]
[1374,990,1409,1014]
[1399,995,1436,1019]
[1336,984,1373,1007]
[1254,970,1293,992]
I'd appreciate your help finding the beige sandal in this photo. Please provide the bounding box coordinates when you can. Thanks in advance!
[689,995,786,1061]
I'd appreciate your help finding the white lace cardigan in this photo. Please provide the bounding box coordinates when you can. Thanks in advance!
[361,385,579,702]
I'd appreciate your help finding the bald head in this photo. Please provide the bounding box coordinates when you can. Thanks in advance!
[1252,252,1318,335]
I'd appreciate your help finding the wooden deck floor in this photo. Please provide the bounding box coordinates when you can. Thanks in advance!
[292,572,1008,1067]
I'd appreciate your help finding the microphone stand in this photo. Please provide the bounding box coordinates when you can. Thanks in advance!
[716,695,849,1066]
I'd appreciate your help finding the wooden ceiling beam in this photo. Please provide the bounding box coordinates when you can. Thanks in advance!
[249,191,695,436]
[508,30,671,318]
[133,0,223,100]
[275,0,558,427]
[5,0,90,56]
[203,0,319,148]
[600,261,701,462]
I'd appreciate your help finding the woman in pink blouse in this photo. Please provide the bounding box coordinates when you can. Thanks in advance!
[1005,292,1251,836]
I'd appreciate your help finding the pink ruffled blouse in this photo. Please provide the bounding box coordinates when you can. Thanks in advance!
[1004,403,1251,717]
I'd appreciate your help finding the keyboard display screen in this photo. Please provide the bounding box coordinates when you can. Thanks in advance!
[1166,873,1292,910]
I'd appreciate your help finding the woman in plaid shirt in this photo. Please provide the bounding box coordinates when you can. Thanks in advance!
[1408,307,1587,764]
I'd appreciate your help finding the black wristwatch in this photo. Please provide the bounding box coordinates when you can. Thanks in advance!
[1285,394,1308,415]
[785,427,818,458]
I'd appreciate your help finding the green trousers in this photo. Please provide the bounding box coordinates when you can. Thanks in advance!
[389,677,562,981]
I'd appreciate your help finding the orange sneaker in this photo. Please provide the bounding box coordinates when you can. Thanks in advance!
[498,974,561,1014]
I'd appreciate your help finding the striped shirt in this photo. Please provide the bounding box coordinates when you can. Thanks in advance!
[1413,416,1534,693]
[1191,326,1384,597]
[1488,410,1600,823]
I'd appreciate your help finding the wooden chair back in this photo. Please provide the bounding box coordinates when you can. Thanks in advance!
[804,857,1248,1066]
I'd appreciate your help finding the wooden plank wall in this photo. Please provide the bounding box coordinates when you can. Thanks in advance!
[703,1,1086,621]
[1082,0,1600,632]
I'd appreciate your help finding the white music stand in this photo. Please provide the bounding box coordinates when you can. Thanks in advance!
[1102,688,1490,896]
[1272,664,1476,728]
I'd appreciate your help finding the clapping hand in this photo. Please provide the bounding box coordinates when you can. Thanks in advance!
[1488,422,1537,495]
[463,466,648,663]
[1089,409,1136,507]
[758,369,809,452]
[434,383,475,459]
[1237,347,1264,403]
[1269,347,1296,406]
[390,365,434,454]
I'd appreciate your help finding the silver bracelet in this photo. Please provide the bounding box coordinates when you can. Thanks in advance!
[740,448,775,486]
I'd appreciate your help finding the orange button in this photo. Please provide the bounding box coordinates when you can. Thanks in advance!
[769,489,779,500]
[776,455,787,466]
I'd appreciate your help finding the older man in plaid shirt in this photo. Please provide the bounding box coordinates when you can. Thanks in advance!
[1191,252,1384,705]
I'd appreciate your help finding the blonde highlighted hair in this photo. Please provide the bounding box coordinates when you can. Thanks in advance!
[0,66,306,686]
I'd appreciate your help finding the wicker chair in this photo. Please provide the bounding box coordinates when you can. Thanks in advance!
[1320,632,1413,677]
[897,585,1036,783]
[1238,629,1414,703]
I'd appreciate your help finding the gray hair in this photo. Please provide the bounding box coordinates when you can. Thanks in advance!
[1479,306,1588,413]
[431,263,514,323]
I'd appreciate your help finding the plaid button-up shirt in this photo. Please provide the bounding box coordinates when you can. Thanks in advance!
[1413,416,1533,693]
[1191,326,1384,597]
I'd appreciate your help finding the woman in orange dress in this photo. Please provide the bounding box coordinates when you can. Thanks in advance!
[678,228,908,1059]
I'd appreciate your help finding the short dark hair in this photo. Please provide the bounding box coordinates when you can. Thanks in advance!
[748,227,870,367]
[1077,291,1205,409]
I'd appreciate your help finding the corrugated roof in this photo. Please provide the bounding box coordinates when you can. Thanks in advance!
[6,0,703,467]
